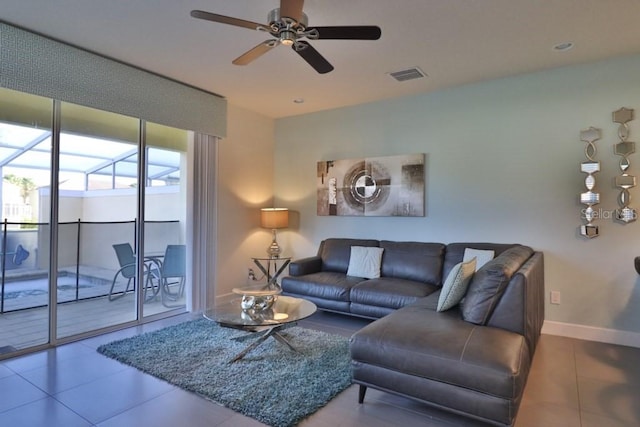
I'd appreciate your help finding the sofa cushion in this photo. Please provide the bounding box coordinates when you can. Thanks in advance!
[463,248,494,270]
[351,277,439,310]
[379,241,445,285]
[349,303,396,319]
[319,238,380,273]
[443,243,519,284]
[462,245,534,325]
[437,257,476,312]
[350,304,531,401]
[347,246,385,279]
[280,272,366,302]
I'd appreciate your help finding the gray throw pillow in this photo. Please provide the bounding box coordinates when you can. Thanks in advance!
[346,246,384,279]
[463,248,494,271]
[437,257,476,312]
[461,245,533,325]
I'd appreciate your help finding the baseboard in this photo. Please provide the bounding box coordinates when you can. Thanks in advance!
[542,320,640,348]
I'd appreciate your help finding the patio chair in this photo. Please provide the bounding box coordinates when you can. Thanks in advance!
[157,244,186,307]
[109,243,159,302]
[13,244,29,265]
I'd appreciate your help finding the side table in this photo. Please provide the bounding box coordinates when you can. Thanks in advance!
[252,256,291,288]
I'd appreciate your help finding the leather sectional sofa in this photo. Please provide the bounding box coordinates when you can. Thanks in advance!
[281,238,544,426]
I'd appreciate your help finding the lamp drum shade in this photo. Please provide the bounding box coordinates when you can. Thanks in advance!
[261,208,289,229]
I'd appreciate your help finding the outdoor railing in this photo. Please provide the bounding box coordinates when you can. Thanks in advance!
[0,219,181,314]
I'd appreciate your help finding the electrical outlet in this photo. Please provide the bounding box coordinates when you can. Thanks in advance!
[550,291,561,305]
[247,268,256,281]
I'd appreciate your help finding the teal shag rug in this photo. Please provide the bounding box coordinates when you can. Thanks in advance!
[97,318,352,427]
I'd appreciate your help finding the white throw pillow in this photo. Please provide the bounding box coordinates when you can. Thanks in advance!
[437,257,477,312]
[463,248,495,271]
[346,246,384,279]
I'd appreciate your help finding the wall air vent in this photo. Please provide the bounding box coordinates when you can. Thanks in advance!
[388,67,427,82]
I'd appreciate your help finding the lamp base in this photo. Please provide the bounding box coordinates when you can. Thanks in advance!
[266,229,282,258]
[266,244,281,259]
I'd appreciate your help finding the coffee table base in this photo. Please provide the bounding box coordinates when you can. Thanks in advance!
[227,324,299,363]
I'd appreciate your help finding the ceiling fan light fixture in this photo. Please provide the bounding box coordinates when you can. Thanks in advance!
[280,29,297,45]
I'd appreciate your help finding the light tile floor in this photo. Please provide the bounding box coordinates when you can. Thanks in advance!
[0,311,638,427]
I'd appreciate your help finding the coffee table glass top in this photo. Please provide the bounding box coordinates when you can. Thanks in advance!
[204,295,317,328]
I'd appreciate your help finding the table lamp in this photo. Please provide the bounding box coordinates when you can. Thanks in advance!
[260,208,289,258]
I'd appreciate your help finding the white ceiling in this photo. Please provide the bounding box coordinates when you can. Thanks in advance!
[3,0,640,119]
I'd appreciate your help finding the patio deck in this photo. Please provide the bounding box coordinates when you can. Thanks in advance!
[0,286,185,353]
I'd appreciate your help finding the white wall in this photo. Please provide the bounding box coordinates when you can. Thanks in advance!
[215,104,275,297]
[274,54,640,343]
[39,188,183,269]
[78,188,182,222]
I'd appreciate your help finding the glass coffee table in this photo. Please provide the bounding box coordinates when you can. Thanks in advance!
[204,294,317,363]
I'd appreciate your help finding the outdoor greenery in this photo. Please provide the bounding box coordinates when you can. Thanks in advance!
[3,174,37,204]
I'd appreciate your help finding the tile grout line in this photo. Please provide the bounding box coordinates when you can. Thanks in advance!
[572,340,584,427]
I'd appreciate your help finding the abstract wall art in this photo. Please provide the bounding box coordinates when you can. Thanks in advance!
[317,153,425,217]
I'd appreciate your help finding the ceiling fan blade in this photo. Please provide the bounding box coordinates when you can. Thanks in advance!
[232,40,279,65]
[190,10,271,32]
[309,26,382,40]
[280,0,305,22]
[293,41,334,74]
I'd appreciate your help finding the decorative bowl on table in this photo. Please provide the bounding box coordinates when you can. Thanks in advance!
[232,287,281,312]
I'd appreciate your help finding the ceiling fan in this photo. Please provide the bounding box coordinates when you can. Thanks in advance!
[190,0,381,74]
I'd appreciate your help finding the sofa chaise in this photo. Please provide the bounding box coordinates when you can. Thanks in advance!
[281,238,544,426]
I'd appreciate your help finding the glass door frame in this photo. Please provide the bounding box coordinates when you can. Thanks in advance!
[48,100,61,346]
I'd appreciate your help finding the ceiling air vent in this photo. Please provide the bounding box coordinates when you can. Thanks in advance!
[388,67,427,82]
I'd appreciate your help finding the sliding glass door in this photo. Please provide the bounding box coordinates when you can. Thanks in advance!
[143,122,189,317]
[0,88,191,357]
[0,88,53,354]
[56,102,141,338]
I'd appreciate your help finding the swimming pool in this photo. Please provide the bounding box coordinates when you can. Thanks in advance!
[1,274,113,312]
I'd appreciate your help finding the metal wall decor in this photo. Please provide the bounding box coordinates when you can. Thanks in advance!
[579,127,601,238]
[613,107,636,223]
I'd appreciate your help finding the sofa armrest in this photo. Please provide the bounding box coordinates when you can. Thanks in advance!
[487,251,544,354]
[288,256,323,276]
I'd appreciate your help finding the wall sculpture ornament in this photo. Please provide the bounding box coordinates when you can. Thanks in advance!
[579,127,601,238]
[613,107,636,223]
[317,153,425,216]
